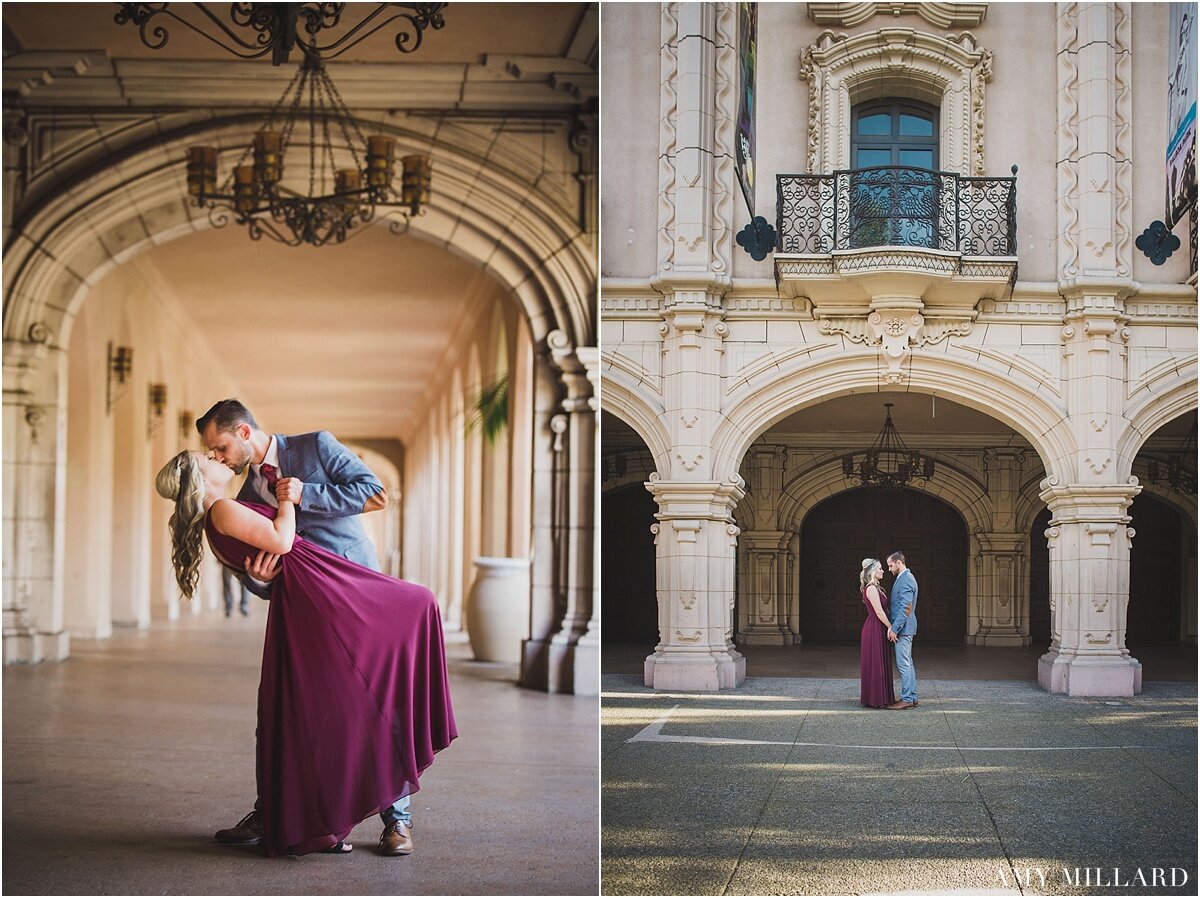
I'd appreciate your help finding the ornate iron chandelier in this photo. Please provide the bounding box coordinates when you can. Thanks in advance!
[1144,419,1197,495]
[114,3,448,64]
[185,52,432,246]
[842,403,934,489]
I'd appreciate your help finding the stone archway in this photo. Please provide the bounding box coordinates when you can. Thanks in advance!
[4,114,598,693]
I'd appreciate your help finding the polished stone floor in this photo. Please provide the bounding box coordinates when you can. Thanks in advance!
[3,608,599,896]
[602,674,1198,896]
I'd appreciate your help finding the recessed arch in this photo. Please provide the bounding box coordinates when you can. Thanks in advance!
[4,115,594,357]
[712,351,1071,485]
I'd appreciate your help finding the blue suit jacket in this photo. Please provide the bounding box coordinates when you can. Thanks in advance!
[235,431,386,596]
[888,568,918,637]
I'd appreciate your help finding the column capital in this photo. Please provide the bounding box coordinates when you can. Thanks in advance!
[646,474,746,520]
[1038,478,1141,519]
[976,532,1025,554]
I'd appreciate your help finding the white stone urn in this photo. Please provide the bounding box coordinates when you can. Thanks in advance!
[466,557,530,663]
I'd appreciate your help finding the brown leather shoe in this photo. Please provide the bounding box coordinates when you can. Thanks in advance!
[886,701,915,710]
[215,810,263,844]
[379,820,414,856]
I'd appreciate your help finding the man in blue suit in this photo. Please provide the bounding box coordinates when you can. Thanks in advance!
[886,551,919,709]
[196,399,415,856]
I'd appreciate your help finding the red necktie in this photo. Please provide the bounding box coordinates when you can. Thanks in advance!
[260,463,279,495]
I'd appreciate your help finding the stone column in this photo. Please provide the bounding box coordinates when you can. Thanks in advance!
[1038,483,1142,696]
[3,330,70,663]
[645,476,746,690]
[568,345,600,696]
[639,1,741,691]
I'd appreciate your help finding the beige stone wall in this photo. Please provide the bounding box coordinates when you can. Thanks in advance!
[600,2,1197,696]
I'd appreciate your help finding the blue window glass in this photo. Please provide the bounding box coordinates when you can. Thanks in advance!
[899,113,935,137]
[898,149,935,169]
[856,148,891,168]
[857,113,891,136]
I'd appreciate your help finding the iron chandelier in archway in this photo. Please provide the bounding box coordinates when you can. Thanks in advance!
[184,51,433,247]
[842,403,935,489]
[114,3,449,64]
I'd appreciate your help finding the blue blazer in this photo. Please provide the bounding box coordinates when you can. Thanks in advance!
[235,431,386,596]
[888,568,918,637]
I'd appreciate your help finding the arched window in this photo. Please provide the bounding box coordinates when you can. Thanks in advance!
[851,100,940,170]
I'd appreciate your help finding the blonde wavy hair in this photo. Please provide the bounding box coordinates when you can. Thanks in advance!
[860,557,882,590]
[155,451,207,599]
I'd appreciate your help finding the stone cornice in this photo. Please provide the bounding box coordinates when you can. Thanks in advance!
[807,2,988,29]
[3,52,595,112]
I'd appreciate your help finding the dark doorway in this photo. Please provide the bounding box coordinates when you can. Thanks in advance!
[601,484,658,646]
[799,488,968,644]
[1128,493,1184,646]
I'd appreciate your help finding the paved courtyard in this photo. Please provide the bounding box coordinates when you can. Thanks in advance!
[602,674,1197,896]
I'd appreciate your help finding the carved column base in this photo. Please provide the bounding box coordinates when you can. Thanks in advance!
[1038,647,1142,696]
[572,630,600,697]
[519,636,551,690]
[3,628,68,664]
[644,646,746,691]
[739,625,789,645]
[967,627,1029,646]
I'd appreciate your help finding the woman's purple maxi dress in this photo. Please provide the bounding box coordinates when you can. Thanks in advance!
[859,584,896,708]
[205,501,457,856]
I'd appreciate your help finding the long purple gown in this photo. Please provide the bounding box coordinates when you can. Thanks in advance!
[859,584,896,708]
[205,501,457,856]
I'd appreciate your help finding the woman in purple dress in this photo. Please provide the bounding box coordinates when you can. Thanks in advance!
[155,450,457,856]
[859,557,897,708]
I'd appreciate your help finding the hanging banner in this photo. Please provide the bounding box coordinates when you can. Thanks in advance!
[735,2,758,218]
[1167,2,1196,227]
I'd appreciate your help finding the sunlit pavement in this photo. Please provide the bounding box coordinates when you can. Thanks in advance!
[601,674,1197,896]
[3,610,599,896]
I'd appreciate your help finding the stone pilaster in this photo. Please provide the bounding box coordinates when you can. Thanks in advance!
[1037,481,1142,696]
[971,448,1028,645]
[3,332,70,663]
[973,533,1027,645]
[1056,2,1132,281]
[645,476,746,691]
[739,529,791,644]
[544,332,597,695]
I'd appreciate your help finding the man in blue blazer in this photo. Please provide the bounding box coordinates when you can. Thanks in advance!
[196,399,415,856]
[886,551,919,709]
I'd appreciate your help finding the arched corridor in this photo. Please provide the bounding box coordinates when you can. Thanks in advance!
[3,3,599,695]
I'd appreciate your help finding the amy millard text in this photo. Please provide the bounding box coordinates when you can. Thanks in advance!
[998,867,1191,889]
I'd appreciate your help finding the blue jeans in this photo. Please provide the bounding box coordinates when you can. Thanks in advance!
[894,634,917,703]
[252,794,410,827]
[381,795,412,827]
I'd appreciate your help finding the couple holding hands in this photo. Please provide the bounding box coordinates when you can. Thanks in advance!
[860,552,920,710]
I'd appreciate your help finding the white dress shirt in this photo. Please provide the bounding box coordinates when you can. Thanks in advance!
[248,435,281,508]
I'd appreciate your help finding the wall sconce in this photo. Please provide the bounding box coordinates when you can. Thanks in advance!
[147,383,167,440]
[106,342,134,414]
[178,410,194,446]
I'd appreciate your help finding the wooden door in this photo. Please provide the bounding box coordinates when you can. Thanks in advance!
[799,488,968,644]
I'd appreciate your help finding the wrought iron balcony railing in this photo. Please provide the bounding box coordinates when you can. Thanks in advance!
[775,165,1018,257]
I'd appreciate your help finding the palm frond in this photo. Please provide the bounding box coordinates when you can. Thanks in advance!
[465,374,510,444]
